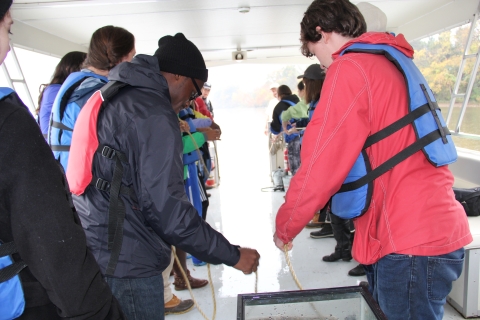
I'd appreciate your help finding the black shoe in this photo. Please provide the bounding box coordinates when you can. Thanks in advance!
[322,250,352,262]
[310,223,333,239]
[348,264,366,276]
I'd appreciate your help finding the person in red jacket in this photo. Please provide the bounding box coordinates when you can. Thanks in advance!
[194,95,213,119]
[274,1,472,319]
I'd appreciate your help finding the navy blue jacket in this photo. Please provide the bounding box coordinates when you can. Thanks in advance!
[74,55,240,278]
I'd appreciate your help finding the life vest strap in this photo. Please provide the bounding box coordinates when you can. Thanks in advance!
[51,145,70,152]
[0,241,27,283]
[421,83,448,144]
[0,260,27,283]
[50,121,73,132]
[0,241,18,257]
[339,128,445,193]
[364,103,434,149]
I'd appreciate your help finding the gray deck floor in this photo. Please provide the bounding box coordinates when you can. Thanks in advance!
[167,107,475,320]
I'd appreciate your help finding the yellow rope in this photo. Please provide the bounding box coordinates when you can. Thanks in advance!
[172,248,216,320]
[255,270,258,293]
[212,140,220,186]
[176,130,215,318]
[284,244,303,290]
[207,261,216,320]
[283,244,327,318]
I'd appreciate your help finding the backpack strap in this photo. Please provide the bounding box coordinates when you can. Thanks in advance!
[93,145,129,276]
[88,81,131,276]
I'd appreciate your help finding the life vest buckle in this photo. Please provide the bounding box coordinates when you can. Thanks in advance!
[101,146,116,159]
[95,178,111,192]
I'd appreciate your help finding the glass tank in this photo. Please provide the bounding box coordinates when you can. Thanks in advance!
[237,285,387,320]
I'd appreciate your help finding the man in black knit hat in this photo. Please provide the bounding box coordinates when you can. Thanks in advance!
[72,32,260,320]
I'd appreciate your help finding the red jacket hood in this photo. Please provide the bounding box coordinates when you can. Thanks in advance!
[333,32,414,60]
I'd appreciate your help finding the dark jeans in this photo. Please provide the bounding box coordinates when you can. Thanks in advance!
[287,136,301,175]
[364,248,464,320]
[105,274,165,320]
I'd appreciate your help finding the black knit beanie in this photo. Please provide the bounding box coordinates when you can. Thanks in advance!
[154,33,208,82]
[0,0,12,21]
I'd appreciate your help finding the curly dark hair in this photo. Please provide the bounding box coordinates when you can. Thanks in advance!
[300,0,366,57]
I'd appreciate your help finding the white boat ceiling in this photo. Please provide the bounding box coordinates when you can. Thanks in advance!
[10,0,480,66]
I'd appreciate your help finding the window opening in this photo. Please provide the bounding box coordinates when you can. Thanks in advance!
[1,46,36,114]
[446,8,480,140]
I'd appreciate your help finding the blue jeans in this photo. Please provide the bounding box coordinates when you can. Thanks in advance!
[364,248,464,320]
[105,274,165,320]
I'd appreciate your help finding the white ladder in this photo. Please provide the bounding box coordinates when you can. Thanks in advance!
[0,46,36,114]
[445,4,480,135]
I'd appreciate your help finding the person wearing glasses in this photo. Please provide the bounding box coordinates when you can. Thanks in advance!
[70,33,260,320]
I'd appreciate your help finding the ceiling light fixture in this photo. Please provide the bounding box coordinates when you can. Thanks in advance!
[238,6,250,14]
[232,51,247,62]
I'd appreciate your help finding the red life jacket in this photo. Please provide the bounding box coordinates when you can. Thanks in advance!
[67,89,102,195]
[67,81,128,195]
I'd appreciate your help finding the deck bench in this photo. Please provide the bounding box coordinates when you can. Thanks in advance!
[447,149,480,318]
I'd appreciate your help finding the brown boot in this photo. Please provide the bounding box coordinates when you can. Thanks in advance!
[173,269,208,291]
[164,295,194,315]
[305,212,324,228]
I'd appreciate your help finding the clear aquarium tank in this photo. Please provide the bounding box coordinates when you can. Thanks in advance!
[237,285,387,320]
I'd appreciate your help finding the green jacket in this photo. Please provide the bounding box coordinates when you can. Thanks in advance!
[280,99,308,121]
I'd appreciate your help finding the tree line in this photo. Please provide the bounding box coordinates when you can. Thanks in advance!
[411,23,480,104]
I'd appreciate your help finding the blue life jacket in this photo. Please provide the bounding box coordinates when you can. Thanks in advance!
[297,100,319,144]
[271,100,299,143]
[179,107,212,182]
[178,108,206,215]
[179,108,201,165]
[0,88,27,320]
[48,71,108,171]
[331,43,457,219]
[308,100,319,121]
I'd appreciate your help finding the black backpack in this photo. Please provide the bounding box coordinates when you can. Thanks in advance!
[453,187,480,217]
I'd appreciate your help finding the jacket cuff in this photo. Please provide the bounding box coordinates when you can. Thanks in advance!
[223,245,241,267]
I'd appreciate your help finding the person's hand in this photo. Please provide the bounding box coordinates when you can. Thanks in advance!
[282,121,289,134]
[287,127,298,135]
[233,247,260,274]
[179,120,190,133]
[273,232,293,251]
[210,121,222,135]
[205,129,221,141]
